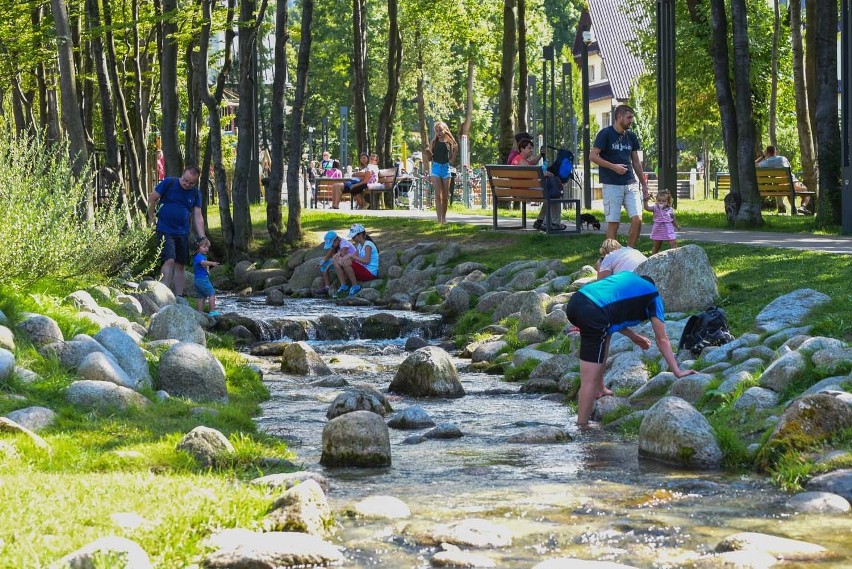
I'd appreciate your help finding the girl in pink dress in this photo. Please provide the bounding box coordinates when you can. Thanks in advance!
[644,190,680,254]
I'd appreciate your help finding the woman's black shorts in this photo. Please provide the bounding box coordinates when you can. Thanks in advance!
[566,292,610,363]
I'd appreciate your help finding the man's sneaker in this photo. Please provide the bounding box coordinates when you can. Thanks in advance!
[336,285,350,296]
[348,285,362,297]
[208,311,222,317]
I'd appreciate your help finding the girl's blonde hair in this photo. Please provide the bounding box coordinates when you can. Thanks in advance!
[599,238,622,257]
[431,121,457,151]
[656,190,673,207]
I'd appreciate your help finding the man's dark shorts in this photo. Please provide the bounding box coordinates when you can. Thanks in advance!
[566,293,610,363]
[158,232,190,265]
[343,180,366,196]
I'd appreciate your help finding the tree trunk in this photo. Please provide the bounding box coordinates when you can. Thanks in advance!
[103,0,143,215]
[768,0,778,146]
[285,0,313,244]
[708,0,740,223]
[804,0,817,143]
[184,24,201,168]
[158,0,182,176]
[130,0,152,206]
[790,0,817,198]
[375,0,402,169]
[730,0,762,225]
[199,0,236,257]
[416,40,429,171]
[10,77,35,136]
[516,0,527,133]
[86,0,127,218]
[50,0,91,218]
[352,0,369,154]
[231,0,268,254]
[31,4,60,145]
[267,0,288,246]
[461,57,474,137]
[498,0,517,163]
[813,0,840,225]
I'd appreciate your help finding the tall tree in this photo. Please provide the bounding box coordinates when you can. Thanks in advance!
[231,0,267,254]
[498,0,517,162]
[768,0,779,146]
[184,6,202,168]
[158,0,182,175]
[51,0,91,218]
[352,0,369,154]
[266,0,288,246]
[375,0,402,170]
[789,0,816,197]
[198,0,236,256]
[516,0,527,133]
[813,0,840,225]
[286,0,313,243]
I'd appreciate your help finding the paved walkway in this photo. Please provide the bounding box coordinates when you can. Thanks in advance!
[321,207,852,255]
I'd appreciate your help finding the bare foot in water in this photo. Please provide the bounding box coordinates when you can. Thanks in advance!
[595,388,614,399]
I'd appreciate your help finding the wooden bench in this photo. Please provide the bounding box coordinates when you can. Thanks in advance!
[484,164,581,234]
[364,167,398,209]
[755,167,814,215]
[312,177,352,209]
[716,169,815,214]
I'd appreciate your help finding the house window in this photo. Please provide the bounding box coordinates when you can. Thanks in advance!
[601,61,608,80]
[601,112,611,126]
[589,65,596,82]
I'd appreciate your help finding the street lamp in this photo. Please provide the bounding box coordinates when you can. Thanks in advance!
[842,0,852,233]
[307,126,315,166]
[528,75,537,139]
[657,0,676,207]
[582,30,594,209]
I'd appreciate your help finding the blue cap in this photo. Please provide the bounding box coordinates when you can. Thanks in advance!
[323,231,338,250]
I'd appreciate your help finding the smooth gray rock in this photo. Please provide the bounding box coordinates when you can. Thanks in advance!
[65,380,150,411]
[785,491,850,514]
[471,340,508,364]
[667,374,713,404]
[758,350,808,393]
[202,529,343,568]
[320,410,391,467]
[17,314,63,346]
[38,336,111,371]
[755,289,832,333]
[630,372,676,401]
[733,387,779,411]
[78,351,137,390]
[5,406,56,432]
[715,531,826,558]
[280,341,332,376]
[264,479,332,536]
[426,518,512,548]
[250,471,330,493]
[639,397,722,469]
[176,426,234,467]
[94,327,152,389]
[605,351,649,394]
[423,423,463,439]
[387,406,436,430]
[634,245,718,312]
[53,536,152,569]
[157,342,227,403]
[389,347,464,398]
[0,348,14,382]
[326,386,392,419]
[807,469,852,501]
[138,280,176,308]
[148,304,207,345]
[0,325,14,351]
[506,426,571,444]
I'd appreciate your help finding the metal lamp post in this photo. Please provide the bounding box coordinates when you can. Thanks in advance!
[843,0,852,234]
[657,0,677,206]
[528,75,537,139]
[582,30,593,208]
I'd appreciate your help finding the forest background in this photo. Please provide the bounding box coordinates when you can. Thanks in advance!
[0,0,843,267]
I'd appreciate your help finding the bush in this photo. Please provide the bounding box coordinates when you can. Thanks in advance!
[0,129,153,287]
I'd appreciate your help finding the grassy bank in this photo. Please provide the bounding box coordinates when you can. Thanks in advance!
[0,284,292,566]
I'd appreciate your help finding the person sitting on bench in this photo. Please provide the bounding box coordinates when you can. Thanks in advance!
[332,152,375,209]
[756,145,811,214]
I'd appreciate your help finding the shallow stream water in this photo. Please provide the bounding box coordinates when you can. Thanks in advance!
[217,295,852,569]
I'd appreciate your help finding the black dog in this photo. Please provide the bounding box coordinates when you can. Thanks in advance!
[580,213,601,230]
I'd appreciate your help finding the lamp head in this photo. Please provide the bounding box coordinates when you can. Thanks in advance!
[582,31,594,45]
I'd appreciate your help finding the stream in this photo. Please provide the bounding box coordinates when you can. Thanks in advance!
[217,295,852,569]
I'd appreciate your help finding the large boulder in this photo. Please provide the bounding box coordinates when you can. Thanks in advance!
[389,347,464,398]
[176,426,234,467]
[320,410,391,467]
[755,289,832,333]
[17,314,63,347]
[53,536,152,569]
[5,406,56,432]
[326,386,393,419]
[148,304,207,345]
[78,351,138,390]
[0,348,15,382]
[286,260,321,291]
[157,342,228,403]
[281,341,332,376]
[639,397,723,469]
[202,529,343,568]
[65,380,150,411]
[759,394,852,468]
[137,280,176,309]
[807,469,852,501]
[264,479,333,536]
[94,327,152,389]
[757,350,808,393]
[634,245,718,312]
[38,335,110,370]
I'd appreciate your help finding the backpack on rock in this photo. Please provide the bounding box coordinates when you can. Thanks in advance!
[678,306,735,356]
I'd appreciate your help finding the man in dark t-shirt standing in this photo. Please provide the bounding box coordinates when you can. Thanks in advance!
[590,105,649,247]
[147,165,206,297]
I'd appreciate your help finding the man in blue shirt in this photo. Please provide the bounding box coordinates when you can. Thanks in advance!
[566,272,695,427]
[590,105,650,247]
[147,165,206,297]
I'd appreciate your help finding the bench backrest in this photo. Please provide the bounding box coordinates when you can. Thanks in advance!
[314,177,338,201]
[485,164,545,201]
[377,167,397,188]
[755,167,794,194]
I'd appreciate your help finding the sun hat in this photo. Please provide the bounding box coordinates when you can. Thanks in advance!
[323,230,339,250]
[348,223,366,239]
